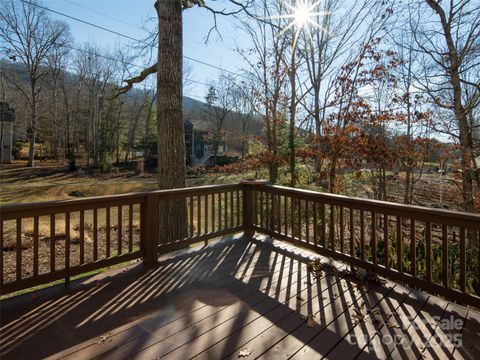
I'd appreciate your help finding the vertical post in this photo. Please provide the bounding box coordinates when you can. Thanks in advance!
[143,194,159,266]
[242,183,256,239]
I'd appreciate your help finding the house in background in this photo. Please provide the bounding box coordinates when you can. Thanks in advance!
[0,101,15,163]
[185,119,227,167]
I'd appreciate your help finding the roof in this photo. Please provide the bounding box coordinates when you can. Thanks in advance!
[187,118,216,133]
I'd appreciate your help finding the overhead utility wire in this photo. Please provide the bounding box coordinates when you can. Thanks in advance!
[20,0,249,80]
[7,36,212,89]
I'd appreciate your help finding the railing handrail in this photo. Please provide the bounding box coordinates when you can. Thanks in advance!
[0,183,241,220]
[260,184,480,229]
[2,182,478,223]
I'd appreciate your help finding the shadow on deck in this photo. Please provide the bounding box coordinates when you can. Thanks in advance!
[1,235,479,360]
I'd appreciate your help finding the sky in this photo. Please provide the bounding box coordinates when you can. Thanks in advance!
[42,0,249,102]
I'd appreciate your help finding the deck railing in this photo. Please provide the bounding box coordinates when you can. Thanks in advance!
[0,184,242,294]
[244,184,480,308]
[1,182,479,307]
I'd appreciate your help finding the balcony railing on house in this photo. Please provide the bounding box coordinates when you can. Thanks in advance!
[1,182,479,307]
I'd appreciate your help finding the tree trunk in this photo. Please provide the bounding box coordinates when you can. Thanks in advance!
[426,0,475,213]
[156,0,187,244]
[27,83,37,168]
[288,52,297,188]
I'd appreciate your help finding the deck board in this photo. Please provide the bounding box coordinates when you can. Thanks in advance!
[1,234,479,360]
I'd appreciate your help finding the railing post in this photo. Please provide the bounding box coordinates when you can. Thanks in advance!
[241,180,268,239]
[242,183,255,239]
[143,194,159,266]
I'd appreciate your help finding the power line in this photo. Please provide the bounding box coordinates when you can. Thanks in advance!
[7,35,212,88]
[20,0,139,42]
[65,0,232,64]
[20,0,248,79]
[65,0,140,29]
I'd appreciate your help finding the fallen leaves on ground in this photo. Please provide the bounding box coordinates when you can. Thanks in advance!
[307,259,338,280]
[238,349,252,357]
[305,314,318,328]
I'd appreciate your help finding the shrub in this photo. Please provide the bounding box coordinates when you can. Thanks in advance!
[12,141,23,160]
[99,152,113,173]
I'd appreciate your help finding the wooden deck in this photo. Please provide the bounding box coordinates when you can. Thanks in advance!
[1,234,479,360]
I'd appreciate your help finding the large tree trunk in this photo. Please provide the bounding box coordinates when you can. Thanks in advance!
[156,0,187,244]
[156,0,185,189]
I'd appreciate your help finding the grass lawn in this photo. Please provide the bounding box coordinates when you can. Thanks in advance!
[0,160,254,205]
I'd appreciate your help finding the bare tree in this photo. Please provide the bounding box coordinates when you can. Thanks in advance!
[0,0,68,167]
[203,76,236,165]
[407,0,480,212]
[298,0,374,186]
[237,0,289,183]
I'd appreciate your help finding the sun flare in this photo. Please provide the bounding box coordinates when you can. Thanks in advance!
[261,0,329,48]
[293,2,312,28]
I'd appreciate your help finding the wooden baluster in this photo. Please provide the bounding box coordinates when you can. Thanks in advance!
[230,191,234,229]
[260,192,264,229]
[79,211,85,263]
[330,205,335,250]
[384,214,389,268]
[270,193,274,232]
[442,225,448,287]
[321,203,326,247]
[93,209,98,261]
[16,218,21,281]
[360,210,365,260]
[173,199,179,241]
[218,192,222,231]
[254,191,258,226]
[236,190,240,227]
[117,205,123,255]
[197,196,202,236]
[426,221,431,282]
[371,212,377,265]
[276,194,281,233]
[128,204,133,252]
[106,207,111,258]
[265,193,271,230]
[33,216,39,277]
[350,208,354,256]
[396,216,402,272]
[291,197,295,238]
[460,227,466,292]
[50,214,56,271]
[212,193,217,232]
[410,219,416,277]
[313,201,318,246]
[284,196,288,236]
[297,198,302,240]
[205,194,209,234]
[65,212,70,286]
[265,193,269,230]
[305,201,310,244]
[209,193,214,232]
[224,192,228,231]
[340,207,344,253]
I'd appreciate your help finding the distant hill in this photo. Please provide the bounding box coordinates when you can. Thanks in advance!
[1,60,265,154]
